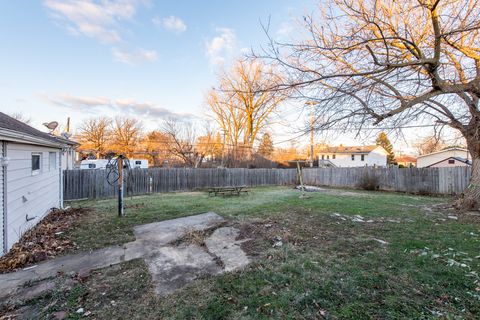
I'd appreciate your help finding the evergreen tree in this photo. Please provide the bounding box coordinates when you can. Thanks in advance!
[376,132,395,164]
[257,133,274,158]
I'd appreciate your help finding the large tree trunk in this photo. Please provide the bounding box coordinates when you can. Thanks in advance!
[456,136,480,211]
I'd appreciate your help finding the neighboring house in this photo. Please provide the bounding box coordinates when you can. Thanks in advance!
[396,155,417,167]
[416,148,471,168]
[317,145,388,167]
[0,112,78,255]
[427,157,472,168]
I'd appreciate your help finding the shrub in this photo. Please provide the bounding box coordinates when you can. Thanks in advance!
[358,171,380,191]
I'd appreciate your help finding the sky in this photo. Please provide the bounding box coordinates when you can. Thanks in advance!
[0,1,312,133]
[0,0,462,154]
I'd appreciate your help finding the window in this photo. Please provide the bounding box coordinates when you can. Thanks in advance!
[135,160,142,165]
[351,154,355,161]
[361,155,365,161]
[327,155,330,160]
[88,163,96,169]
[448,159,455,164]
[49,152,56,171]
[332,154,336,159]
[321,155,324,160]
[31,153,41,175]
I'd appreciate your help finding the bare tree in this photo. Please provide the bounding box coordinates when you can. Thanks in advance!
[161,119,209,168]
[76,117,111,158]
[206,88,245,161]
[415,135,446,155]
[258,0,480,209]
[140,130,170,167]
[111,117,143,157]
[206,59,286,162]
[8,112,31,124]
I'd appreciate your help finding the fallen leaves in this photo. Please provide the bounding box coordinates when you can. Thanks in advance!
[0,207,90,273]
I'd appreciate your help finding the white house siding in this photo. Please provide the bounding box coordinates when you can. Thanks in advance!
[417,149,471,168]
[0,141,4,254]
[366,148,388,167]
[5,142,61,252]
[319,147,387,167]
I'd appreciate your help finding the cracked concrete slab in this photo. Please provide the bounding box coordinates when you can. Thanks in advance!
[0,212,252,301]
[146,244,222,296]
[205,227,250,272]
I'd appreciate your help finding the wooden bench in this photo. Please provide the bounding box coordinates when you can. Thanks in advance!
[208,186,248,197]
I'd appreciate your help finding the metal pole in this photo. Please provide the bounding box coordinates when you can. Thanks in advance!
[117,156,124,217]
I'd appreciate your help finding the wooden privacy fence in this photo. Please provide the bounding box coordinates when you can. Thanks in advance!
[63,166,472,200]
[302,166,471,195]
[63,168,297,200]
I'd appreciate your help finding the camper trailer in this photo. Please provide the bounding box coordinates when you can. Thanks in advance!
[80,158,148,170]
[129,159,149,169]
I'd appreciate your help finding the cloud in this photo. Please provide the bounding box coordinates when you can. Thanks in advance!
[44,0,156,65]
[43,93,193,120]
[43,0,147,44]
[205,28,237,66]
[153,15,187,33]
[112,47,158,65]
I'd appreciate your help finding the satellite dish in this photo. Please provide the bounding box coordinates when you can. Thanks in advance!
[43,121,59,132]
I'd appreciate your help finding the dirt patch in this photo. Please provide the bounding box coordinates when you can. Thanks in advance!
[0,207,91,273]
[125,202,146,210]
[171,222,227,247]
[459,210,480,224]
[236,212,352,257]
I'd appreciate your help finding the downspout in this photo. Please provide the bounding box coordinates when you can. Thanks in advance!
[59,149,64,209]
[2,141,8,254]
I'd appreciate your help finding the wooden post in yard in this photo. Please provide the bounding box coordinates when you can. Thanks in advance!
[117,155,124,217]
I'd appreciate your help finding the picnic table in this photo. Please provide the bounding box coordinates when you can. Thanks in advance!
[208,186,249,197]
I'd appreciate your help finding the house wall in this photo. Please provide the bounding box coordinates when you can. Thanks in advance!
[318,147,387,167]
[417,149,471,168]
[366,148,388,167]
[4,142,61,253]
[429,158,471,168]
[0,141,4,254]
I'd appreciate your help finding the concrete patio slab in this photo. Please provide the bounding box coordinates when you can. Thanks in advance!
[145,244,222,296]
[205,227,250,272]
[0,212,252,302]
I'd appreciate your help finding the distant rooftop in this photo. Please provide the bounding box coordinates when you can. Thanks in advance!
[396,155,416,162]
[318,145,379,154]
[416,147,469,158]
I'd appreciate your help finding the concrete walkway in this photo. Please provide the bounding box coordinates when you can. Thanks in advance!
[0,212,250,300]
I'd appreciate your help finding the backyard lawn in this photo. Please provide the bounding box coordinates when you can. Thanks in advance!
[5,187,480,319]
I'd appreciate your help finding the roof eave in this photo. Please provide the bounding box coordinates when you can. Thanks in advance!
[417,147,469,159]
[0,128,66,148]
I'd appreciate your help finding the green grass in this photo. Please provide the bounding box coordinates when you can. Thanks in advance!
[66,187,444,250]
[14,187,480,319]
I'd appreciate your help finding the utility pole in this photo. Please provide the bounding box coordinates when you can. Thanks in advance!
[310,109,314,167]
[117,155,124,217]
[305,101,318,168]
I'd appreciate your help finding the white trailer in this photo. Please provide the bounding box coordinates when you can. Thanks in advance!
[128,159,148,169]
[80,158,148,170]
[80,159,110,170]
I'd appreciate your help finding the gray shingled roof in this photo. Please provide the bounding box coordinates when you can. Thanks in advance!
[318,145,379,154]
[0,111,77,146]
